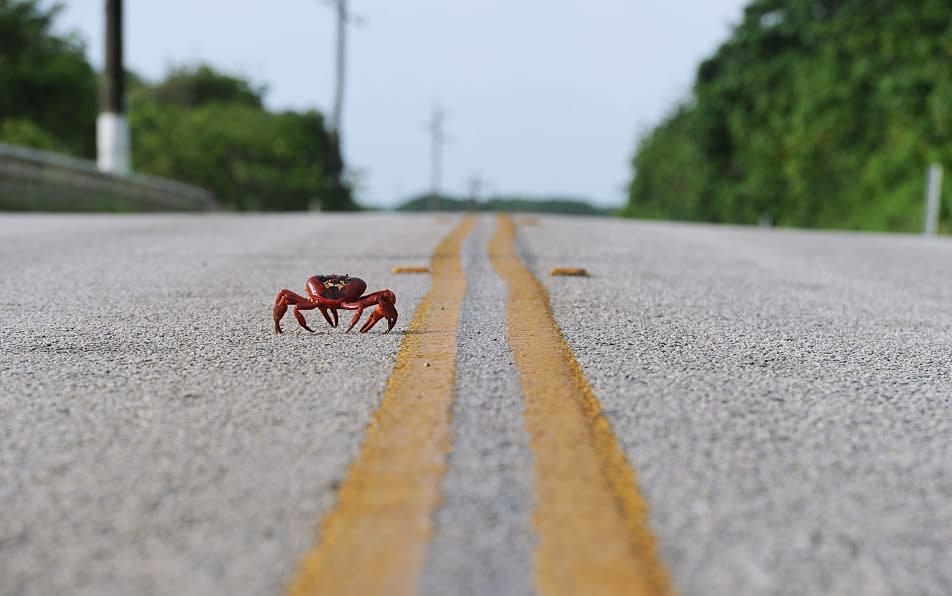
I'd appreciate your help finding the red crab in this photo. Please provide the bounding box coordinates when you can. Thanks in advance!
[273,274,397,334]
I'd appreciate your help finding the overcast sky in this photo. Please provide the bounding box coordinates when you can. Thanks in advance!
[56,0,749,208]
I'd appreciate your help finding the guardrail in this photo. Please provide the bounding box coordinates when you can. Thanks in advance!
[0,142,216,211]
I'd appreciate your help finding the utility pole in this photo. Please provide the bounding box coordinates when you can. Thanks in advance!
[324,0,365,143]
[327,0,349,137]
[97,0,130,174]
[321,0,361,210]
[923,163,943,235]
[425,105,447,211]
[468,174,484,211]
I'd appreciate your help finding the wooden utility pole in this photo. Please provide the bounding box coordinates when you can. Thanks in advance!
[328,0,348,137]
[468,174,484,211]
[325,0,364,141]
[103,0,124,115]
[426,105,446,211]
[97,0,130,174]
[320,0,361,210]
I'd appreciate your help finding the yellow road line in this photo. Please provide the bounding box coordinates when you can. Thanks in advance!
[489,215,674,596]
[287,216,476,596]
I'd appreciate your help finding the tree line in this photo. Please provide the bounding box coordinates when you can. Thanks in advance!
[0,0,355,211]
[626,0,952,232]
[396,194,612,216]
[16,0,941,225]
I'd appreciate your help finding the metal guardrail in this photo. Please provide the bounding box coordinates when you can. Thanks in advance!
[0,142,216,211]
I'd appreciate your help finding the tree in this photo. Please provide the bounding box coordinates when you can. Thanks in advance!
[151,65,266,109]
[626,0,952,232]
[128,65,357,211]
[0,0,97,156]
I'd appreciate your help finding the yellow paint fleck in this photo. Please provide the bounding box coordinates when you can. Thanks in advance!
[287,216,477,596]
[489,215,674,596]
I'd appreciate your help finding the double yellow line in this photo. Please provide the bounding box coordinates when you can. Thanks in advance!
[288,215,672,595]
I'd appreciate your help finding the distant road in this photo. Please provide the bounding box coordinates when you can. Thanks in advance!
[2,212,950,596]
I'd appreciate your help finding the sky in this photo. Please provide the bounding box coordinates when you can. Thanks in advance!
[55,0,750,208]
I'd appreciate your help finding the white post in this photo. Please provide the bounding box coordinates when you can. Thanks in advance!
[924,163,942,235]
[96,113,130,175]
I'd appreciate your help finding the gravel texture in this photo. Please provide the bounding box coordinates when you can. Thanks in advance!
[0,213,448,596]
[4,212,952,596]
[520,216,952,596]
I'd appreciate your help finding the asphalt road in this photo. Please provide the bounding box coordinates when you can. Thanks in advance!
[2,212,951,595]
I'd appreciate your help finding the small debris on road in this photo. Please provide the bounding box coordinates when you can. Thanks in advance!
[392,265,431,274]
[550,267,589,277]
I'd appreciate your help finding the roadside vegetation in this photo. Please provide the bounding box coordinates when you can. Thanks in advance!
[0,0,354,211]
[127,67,354,211]
[626,0,952,232]
[0,0,608,216]
[11,0,947,225]
[0,0,97,157]
[395,194,613,216]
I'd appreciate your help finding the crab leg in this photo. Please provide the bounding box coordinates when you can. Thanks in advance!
[342,290,398,334]
[273,289,320,334]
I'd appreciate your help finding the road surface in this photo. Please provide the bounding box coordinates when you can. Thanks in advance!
[1,212,950,596]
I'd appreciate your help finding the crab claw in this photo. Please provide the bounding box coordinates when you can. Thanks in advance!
[343,290,398,333]
[360,300,398,334]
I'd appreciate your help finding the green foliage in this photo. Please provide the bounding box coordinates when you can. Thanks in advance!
[627,106,710,221]
[128,65,357,211]
[0,118,64,151]
[0,0,97,157]
[626,0,952,232]
[150,65,266,109]
[395,195,475,212]
[396,194,610,215]
[0,0,354,211]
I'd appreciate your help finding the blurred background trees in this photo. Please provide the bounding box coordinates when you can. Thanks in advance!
[626,0,952,231]
[395,193,611,215]
[0,0,97,156]
[5,0,951,223]
[128,65,355,211]
[0,0,355,211]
